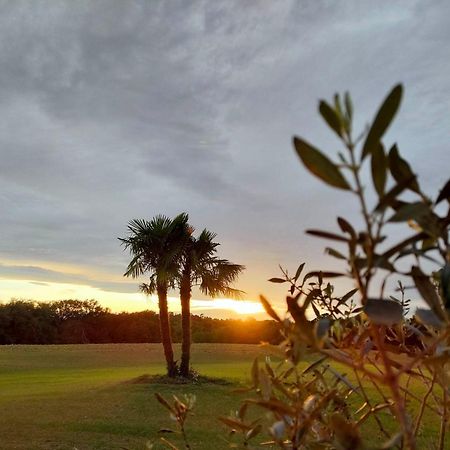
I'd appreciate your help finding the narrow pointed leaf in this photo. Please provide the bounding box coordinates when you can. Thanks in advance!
[246,424,262,440]
[436,178,450,204]
[441,264,450,309]
[374,175,417,212]
[154,393,175,414]
[325,247,347,260]
[381,232,426,259]
[361,84,403,160]
[260,295,281,322]
[294,262,305,281]
[411,266,445,319]
[268,277,286,284]
[306,229,349,242]
[371,143,387,196]
[338,288,359,305]
[388,144,419,192]
[319,100,342,137]
[337,217,356,238]
[415,308,444,328]
[388,202,429,223]
[293,137,351,190]
[218,417,251,431]
[305,271,345,279]
[344,92,353,121]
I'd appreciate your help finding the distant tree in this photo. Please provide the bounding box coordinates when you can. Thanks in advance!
[0,299,58,344]
[50,299,107,321]
[178,229,244,377]
[119,213,190,377]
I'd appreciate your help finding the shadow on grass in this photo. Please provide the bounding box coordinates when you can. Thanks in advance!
[124,373,234,386]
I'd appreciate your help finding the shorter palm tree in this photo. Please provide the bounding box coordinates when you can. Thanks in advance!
[179,229,244,377]
[119,213,190,377]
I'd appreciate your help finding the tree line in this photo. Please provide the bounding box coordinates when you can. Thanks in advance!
[0,299,280,345]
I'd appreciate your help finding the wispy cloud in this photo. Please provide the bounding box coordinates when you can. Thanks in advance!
[0,263,137,294]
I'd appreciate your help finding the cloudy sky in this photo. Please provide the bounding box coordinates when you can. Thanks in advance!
[0,0,448,317]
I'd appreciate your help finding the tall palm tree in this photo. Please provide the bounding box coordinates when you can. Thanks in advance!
[119,213,191,377]
[179,229,244,377]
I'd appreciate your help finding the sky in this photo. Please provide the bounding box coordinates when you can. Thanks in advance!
[0,0,449,318]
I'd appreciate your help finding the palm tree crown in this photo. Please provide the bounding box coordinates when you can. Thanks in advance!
[120,213,191,286]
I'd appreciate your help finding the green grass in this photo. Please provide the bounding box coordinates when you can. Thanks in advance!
[0,344,445,449]
[0,344,265,449]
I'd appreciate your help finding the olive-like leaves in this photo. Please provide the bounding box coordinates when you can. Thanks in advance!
[293,137,351,190]
[364,298,403,326]
[361,84,403,160]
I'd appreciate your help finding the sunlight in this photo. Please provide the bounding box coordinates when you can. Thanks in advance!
[191,298,265,315]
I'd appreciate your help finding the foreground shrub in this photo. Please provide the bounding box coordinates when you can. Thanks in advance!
[157,85,449,450]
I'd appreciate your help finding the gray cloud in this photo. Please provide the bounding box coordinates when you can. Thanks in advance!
[0,1,448,306]
[0,263,137,294]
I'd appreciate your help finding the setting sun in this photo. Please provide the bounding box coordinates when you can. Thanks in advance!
[203,298,265,315]
[177,297,266,316]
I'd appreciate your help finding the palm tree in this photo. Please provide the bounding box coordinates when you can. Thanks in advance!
[119,213,191,377]
[178,229,244,377]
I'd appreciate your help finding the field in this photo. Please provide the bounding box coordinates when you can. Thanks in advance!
[0,344,443,449]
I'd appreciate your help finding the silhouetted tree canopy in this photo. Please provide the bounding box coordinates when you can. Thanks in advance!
[0,299,280,345]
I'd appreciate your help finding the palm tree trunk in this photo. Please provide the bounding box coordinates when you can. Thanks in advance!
[180,268,191,378]
[157,284,177,377]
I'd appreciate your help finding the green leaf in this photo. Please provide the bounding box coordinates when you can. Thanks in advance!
[411,266,445,319]
[218,416,251,432]
[371,143,387,196]
[388,144,419,192]
[372,255,396,272]
[436,178,450,204]
[319,100,342,138]
[338,288,359,305]
[374,175,417,212]
[363,298,403,326]
[293,137,351,190]
[302,356,328,374]
[325,247,347,260]
[344,92,353,122]
[381,232,426,259]
[154,393,175,414]
[440,264,450,309]
[238,403,248,420]
[361,84,403,160]
[259,295,281,322]
[268,278,286,283]
[306,229,349,242]
[334,93,344,122]
[294,262,305,281]
[337,217,356,238]
[305,271,345,279]
[246,424,262,440]
[388,202,429,222]
[415,308,444,328]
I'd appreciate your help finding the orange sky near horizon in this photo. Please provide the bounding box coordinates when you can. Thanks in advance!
[0,276,273,320]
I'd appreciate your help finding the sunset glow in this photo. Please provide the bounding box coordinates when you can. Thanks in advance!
[0,278,268,318]
[191,298,265,315]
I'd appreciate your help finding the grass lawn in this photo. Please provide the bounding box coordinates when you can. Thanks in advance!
[0,344,445,449]
[0,344,266,450]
